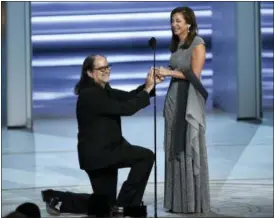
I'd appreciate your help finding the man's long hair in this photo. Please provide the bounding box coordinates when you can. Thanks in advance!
[74,55,96,95]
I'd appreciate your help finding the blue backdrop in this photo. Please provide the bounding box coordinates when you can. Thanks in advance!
[31,2,273,118]
[260,2,274,110]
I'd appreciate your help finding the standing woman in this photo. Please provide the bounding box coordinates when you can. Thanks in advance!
[156,7,210,213]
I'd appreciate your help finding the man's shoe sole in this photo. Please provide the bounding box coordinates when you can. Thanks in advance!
[41,191,60,216]
[46,204,61,216]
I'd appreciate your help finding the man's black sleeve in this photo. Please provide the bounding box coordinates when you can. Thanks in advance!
[82,88,151,116]
[108,84,155,101]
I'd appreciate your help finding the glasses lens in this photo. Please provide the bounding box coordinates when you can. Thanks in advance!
[97,64,111,71]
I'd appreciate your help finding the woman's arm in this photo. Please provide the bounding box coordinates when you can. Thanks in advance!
[169,70,186,79]
[158,43,206,80]
[165,66,184,79]
[191,44,206,79]
[156,67,186,79]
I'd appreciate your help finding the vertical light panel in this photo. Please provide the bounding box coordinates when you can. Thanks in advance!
[6,2,32,128]
[236,2,262,120]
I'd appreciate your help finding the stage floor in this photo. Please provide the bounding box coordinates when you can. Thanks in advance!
[2,110,273,217]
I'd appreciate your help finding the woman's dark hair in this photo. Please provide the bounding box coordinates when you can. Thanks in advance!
[74,55,97,95]
[169,7,198,52]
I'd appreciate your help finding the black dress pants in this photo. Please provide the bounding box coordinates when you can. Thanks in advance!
[59,144,154,214]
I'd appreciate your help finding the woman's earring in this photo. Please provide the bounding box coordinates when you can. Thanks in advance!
[187,24,191,32]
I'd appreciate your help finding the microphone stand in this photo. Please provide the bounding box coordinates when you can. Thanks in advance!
[148,37,157,218]
[153,43,157,218]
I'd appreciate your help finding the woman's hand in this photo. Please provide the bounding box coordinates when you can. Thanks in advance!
[153,68,165,81]
[154,67,171,77]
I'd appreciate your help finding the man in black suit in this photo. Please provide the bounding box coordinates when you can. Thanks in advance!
[42,55,164,217]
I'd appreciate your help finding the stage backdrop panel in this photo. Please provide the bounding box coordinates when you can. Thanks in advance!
[31,2,212,118]
[31,1,272,118]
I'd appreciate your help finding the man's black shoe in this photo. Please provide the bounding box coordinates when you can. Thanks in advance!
[123,202,147,217]
[110,206,124,217]
[45,197,61,216]
[41,189,64,202]
[41,190,61,216]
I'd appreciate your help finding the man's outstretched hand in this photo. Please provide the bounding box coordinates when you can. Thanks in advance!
[144,67,165,93]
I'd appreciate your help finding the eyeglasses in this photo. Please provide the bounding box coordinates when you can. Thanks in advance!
[94,64,112,72]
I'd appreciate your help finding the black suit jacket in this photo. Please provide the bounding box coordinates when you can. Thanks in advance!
[76,79,155,170]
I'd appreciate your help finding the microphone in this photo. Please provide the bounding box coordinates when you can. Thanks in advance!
[148,37,157,50]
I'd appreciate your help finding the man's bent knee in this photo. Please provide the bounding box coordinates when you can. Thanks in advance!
[129,145,154,164]
[143,148,154,163]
